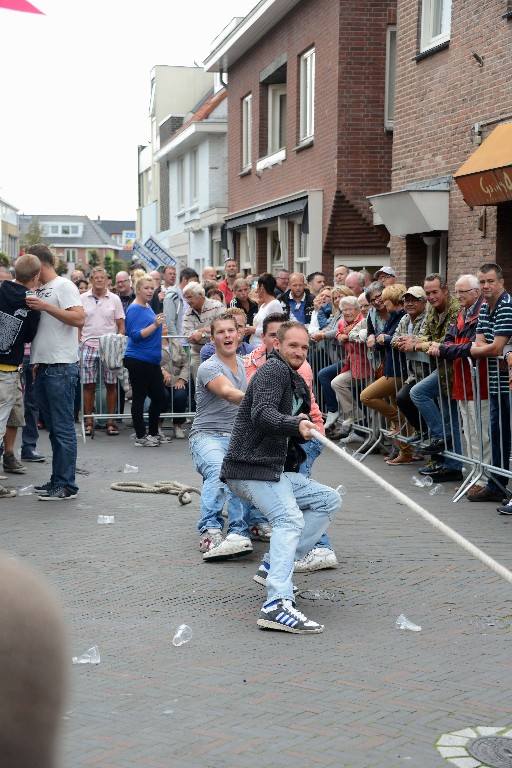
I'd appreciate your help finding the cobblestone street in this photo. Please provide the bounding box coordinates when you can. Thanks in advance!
[2,425,512,768]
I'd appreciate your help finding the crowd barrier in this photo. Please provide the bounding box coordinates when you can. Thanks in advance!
[309,334,512,504]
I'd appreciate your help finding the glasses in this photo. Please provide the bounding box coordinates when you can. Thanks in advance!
[117,279,130,284]
[454,288,478,295]
[369,294,382,304]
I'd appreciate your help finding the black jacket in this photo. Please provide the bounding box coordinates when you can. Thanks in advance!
[0,281,40,365]
[277,288,315,324]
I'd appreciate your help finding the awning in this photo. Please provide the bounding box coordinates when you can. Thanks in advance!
[224,197,307,229]
[454,122,512,206]
[367,182,449,236]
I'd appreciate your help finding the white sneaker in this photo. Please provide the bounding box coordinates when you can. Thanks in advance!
[174,426,186,439]
[324,411,339,430]
[199,529,223,553]
[294,547,338,573]
[157,431,172,443]
[134,435,160,447]
[250,524,272,541]
[203,533,253,561]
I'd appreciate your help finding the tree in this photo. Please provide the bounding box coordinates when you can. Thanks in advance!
[55,260,68,276]
[103,252,114,280]
[88,249,100,270]
[20,218,44,250]
[0,253,9,268]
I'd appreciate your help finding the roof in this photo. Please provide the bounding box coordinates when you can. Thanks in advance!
[18,214,123,250]
[96,219,136,236]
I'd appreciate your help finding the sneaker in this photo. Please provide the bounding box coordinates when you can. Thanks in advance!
[257,599,323,634]
[324,411,339,430]
[173,426,186,439]
[253,561,299,594]
[497,499,512,515]
[249,524,272,541]
[294,547,338,573]
[134,435,160,447]
[3,453,27,474]
[0,485,17,499]
[156,431,172,444]
[20,451,45,462]
[34,481,53,495]
[38,487,77,501]
[199,529,223,554]
[203,532,253,561]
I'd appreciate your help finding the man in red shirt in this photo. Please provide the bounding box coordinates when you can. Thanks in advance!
[217,258,238,305]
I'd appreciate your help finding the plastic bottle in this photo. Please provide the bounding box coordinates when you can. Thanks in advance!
[172,624,192,646]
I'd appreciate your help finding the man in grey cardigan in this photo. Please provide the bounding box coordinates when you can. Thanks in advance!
[221,321,341,634]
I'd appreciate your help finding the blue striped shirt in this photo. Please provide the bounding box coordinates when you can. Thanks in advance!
[476,291,512,393]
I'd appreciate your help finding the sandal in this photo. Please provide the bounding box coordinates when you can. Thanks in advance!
[84,422,94,437]
[106,424,119,436]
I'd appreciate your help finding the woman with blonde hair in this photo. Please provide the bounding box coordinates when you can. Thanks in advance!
[123,271,166,447]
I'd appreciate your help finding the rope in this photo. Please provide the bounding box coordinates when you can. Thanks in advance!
[110,480,201,505]
[311,429,512,585]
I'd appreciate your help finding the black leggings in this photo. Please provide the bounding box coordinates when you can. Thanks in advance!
[123,357,165,438]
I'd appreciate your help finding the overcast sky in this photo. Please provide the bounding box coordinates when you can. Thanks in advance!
[0,0,255,220]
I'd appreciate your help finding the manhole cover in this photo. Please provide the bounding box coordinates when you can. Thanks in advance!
[467,737,512,767]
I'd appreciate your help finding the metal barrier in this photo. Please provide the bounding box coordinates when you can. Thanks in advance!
[79,335,195,441]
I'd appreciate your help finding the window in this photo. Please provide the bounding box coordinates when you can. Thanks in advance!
[190,148,198,204]
[268,84,287,154]
[299,48,315,141]
[61,225,70,235]
[64,249,77,263]
[385,27,396,130]
[50,224,59,235]
[421,0,452,51]
[178,157,185,211]
[242,94,252,169]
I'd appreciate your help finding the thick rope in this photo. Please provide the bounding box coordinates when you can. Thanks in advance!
[312,429,512,585]
[110,480,200,505]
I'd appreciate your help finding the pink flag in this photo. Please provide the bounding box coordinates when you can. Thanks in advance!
[0,0,44,12]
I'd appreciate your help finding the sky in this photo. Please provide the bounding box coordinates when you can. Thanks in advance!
[0,0,256,220]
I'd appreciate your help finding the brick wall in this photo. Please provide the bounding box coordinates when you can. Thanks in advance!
[225,0,395,274]
[392,0,512,285]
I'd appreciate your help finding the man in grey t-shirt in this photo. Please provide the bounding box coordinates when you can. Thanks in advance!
[189,314,253,561]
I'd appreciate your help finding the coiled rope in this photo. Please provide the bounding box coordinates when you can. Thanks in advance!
[312,429,512,585]
[110,480,200,505]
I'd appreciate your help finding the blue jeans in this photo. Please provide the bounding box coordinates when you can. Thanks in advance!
[299,437,332,550]
[34,363,79,493]
[318,362,342,413]
[410,370,462,471]
[227,474,341,602]
[190,433,251,537]
[21,357,40,456]
[487,393,511,494]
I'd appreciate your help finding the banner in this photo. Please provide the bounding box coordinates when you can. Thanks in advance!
[144,235,177,268]
[132,240,160,272]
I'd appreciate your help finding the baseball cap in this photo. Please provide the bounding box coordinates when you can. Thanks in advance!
[404,286,427,300]
[375,266,396,278]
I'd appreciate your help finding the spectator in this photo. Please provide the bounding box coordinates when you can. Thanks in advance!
[344,271,365,296]
[374,266,397,286]
[217,258,239,305]
[409,274,462,481]
[307,271,325,296]
[75,278,88,294]
[334,265,351,286]
[278,272,315,326]
[221,321,341,635]
[189,313,253,560]
[365,281,388,376]
[182,281,224,380]
[123,272,166,447]
[80,266,125,437]
[274,268,290,296]
[428,274,489,494]
[309,287,332,335]
[0,253,41,495]
[25,244,85,501]
[202,266,218,283]
[70,268,85,282]
[159,322,190,440]
[470,263,512,503]
[163,267,199,339]
[249,273,283,346]
[206,287,226,305]
[115,271,135,313]
[229,277,258,340]
[360,284,408,446]
[153,265,177,313]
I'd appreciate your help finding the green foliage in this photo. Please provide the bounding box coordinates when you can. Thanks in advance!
[55,260,68,276]
[0,252,9,267]
[88,249,99,269]
[20,218,44,249]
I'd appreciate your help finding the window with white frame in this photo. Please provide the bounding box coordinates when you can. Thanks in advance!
[268,84,287,155]
[242,94,252,169]
[385,26,396,130]
[64,249,77,263]
[299,48,315,142]
[420,0,452,51]
[190,147,198,205]
[293,221,309,274]
[177,157,185,211]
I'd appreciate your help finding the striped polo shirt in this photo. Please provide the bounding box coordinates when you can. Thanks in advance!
[476,291,512,394]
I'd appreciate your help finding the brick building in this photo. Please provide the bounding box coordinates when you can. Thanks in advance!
[204,0,396,281]
[369,0,512,287]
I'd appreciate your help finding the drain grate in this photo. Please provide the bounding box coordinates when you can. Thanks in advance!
[467,737,512,767]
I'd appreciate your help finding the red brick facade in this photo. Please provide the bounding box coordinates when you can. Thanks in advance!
[390,0,512,286]
[223,0,396,281]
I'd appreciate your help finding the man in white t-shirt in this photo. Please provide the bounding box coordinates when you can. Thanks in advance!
[25,245,85,501]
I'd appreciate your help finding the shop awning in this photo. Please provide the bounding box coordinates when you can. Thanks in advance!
[367,179,449,236]
[224,197,307,229]
[454,122,512,206]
